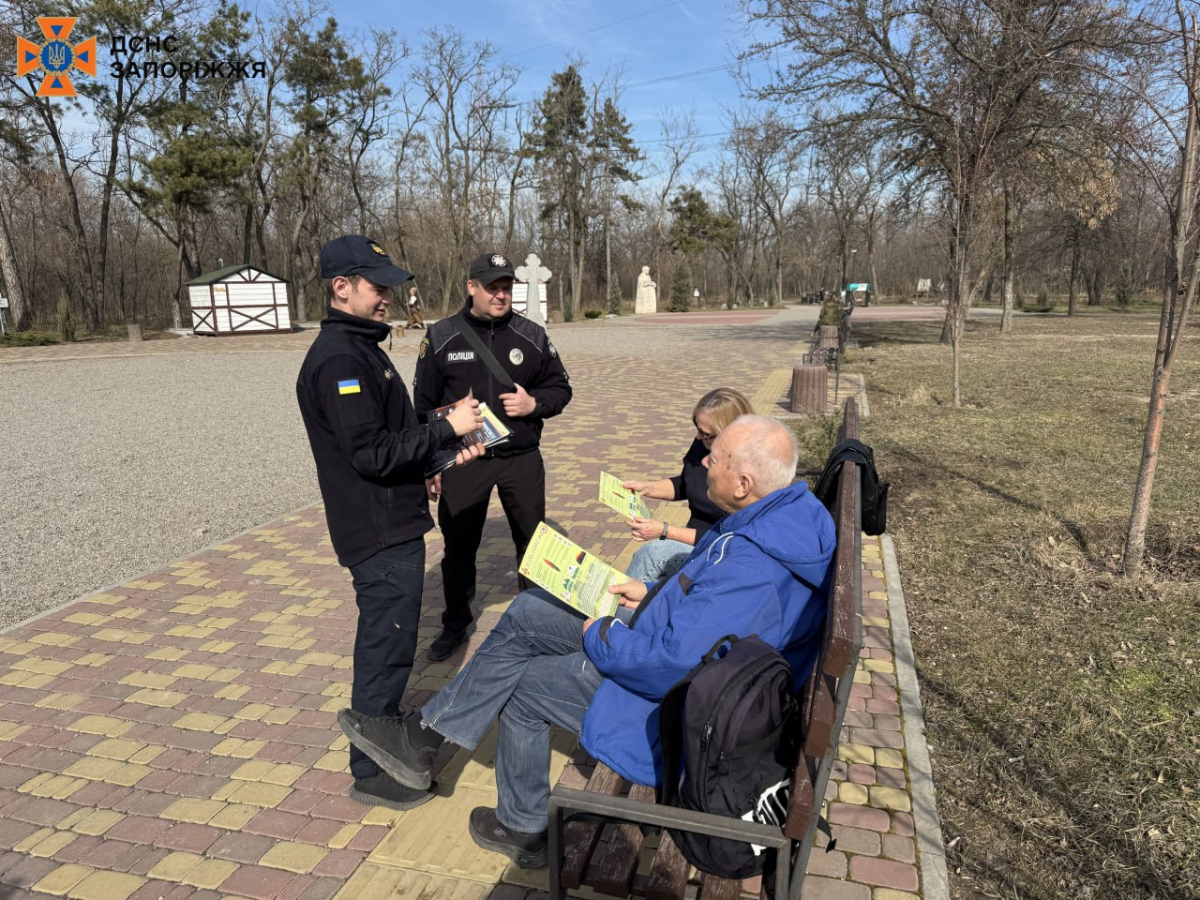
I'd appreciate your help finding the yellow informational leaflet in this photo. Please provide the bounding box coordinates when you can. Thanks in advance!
[598,471,650,519]
[518,522,625,619]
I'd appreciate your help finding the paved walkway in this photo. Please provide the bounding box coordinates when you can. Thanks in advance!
[0,308,945,900]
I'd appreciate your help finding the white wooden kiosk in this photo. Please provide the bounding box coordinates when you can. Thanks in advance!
[188,264,291,335]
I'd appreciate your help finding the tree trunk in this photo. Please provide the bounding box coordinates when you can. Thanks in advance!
[1124,34,1200,573]
[173,228,185,331]
[0,195,27,330]
[1000,186,1015,333]
[1068,235,1081,316]
[243,203,255,265]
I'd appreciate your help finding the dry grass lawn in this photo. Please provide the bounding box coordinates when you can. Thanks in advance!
[846,312,1200,899]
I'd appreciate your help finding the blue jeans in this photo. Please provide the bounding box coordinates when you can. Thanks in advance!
[626,539,692,583]
[348,539,426,779]
[421,590,604,833]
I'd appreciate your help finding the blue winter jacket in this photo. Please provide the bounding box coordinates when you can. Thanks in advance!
[580,479,837,787]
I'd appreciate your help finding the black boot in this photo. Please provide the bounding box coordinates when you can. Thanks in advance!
[468,806,548,869]
[348,772,437,811]
[338,708,443,790]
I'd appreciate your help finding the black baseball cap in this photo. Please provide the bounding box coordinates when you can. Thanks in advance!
[319,235,413,286]
[469,252,515,284]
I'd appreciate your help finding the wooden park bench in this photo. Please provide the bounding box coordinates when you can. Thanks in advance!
[547,398,865,900]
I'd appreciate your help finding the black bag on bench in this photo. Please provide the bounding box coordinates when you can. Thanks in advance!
[658,634,798,879]
[813,438,889,535]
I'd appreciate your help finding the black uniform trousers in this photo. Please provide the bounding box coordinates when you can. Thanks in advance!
[437,450,545,632]
[346,537,426,779]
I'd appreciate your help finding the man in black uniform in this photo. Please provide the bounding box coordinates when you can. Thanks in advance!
[296,235,484,810]
[414,252,573,661]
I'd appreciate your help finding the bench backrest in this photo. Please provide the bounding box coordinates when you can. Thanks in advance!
[783,398,863,868]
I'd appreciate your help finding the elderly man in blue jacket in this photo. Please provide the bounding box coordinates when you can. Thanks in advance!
[338,414,837,868]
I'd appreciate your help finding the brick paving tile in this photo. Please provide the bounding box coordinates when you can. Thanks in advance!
[276,874,316,900]
[133,768,178,792]
[218,863,299,900]
[0,852,58,888]
[208,832,275,865]
[890,811,915,836]
[292,819,343,847]
[125,792,176,818]
[794,875,871,900]
[154,823,221,854]
[877,767,907,789]
[75,838,139,870]
[848,763,877,785]
[296,875,341,900]
[848,727,904,750]
[848,856,919,892]
[310,848,362,878]
[11,797,80,827]
[0,820,40,851]
[827,803,892,833]
[52,834,102,863]
[63,781,122,808]
[345,824,386,852]
[277,790,322,816]
[126,847,169,877]
[244,809,309,840]
[805,848,848,878]
[882,833,917,863]
[306,795,364,823]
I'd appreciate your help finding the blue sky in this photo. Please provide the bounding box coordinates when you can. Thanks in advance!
[327,0,771,169]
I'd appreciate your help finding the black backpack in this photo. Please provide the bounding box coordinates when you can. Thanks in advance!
[813,438,889,535]
[658,635,798,879]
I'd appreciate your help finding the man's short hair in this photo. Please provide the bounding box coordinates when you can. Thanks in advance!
[726,415,799,495]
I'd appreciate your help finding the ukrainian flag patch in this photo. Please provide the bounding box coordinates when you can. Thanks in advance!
[337,379,361,395]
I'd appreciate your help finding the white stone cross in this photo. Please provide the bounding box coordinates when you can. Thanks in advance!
[514,253,552,328]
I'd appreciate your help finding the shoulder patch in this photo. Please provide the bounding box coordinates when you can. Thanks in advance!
[549,342,558,358]
[419,337,429,359]
[337,379,361,395]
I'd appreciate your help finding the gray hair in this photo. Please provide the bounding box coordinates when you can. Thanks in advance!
[725,415,799,495]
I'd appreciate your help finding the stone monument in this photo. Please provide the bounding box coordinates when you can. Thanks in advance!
[635,265,657,314]
[514,253,552,328]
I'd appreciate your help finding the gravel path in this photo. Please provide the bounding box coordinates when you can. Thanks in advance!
[0,310,814,630]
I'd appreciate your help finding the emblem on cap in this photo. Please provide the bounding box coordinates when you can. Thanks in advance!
[370,242,386,255]
[491,254,507,267]
[509,348,524,365]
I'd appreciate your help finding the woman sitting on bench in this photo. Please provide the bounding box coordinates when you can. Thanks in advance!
[622,387,752,583]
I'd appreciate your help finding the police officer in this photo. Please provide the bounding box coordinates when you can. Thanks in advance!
[296,235,483,810]
[414,252,572,661]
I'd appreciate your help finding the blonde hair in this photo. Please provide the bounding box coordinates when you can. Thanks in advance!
[693,388,753,436]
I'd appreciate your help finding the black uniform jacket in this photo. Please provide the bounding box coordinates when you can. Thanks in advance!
[413,301,572,458]
[296,307,456,567]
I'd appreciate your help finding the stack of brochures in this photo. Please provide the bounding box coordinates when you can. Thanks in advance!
[425,401,511,476]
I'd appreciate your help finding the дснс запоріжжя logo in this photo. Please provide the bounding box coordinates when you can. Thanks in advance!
[16,17,97,98]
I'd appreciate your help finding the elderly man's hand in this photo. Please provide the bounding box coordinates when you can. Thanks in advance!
[608,579,648,609]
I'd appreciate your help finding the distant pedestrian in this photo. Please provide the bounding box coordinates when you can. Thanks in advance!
[406,286,425,330]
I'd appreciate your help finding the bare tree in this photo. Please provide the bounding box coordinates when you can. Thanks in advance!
[741,0,1131,404]
[413,27,519,314]
[1122,0,1200,574]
